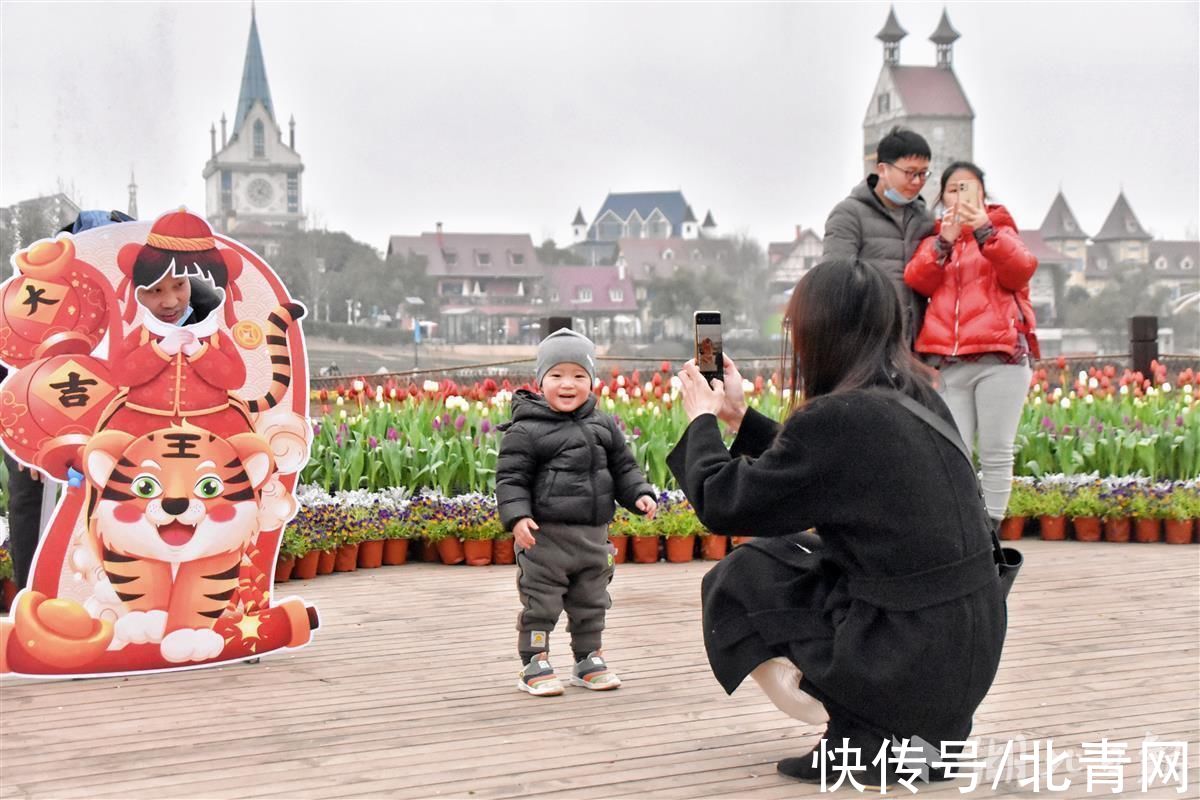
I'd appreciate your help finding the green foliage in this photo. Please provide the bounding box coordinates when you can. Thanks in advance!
[1005,479,1038,518]
[1064,480,1106,518]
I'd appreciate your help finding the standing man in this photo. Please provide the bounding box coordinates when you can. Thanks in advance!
[823,126,935,344]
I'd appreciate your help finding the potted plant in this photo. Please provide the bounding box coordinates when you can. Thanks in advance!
[1064,479,1105,542]
[1033,479,1069,540]
[334,526,361,572]
[1100,477,1134,542]
[699,529,728,560]
[492,529,516,565]
[661,503,701,563]
[459,498,498,566]
[1129,482,1162,543]
[355,511,386,569]
[1163,482,1198,545]
[626,509,661,564]
[276,525,309,582]
[1002,478,1037,540]
[381,508,413,566]
[608,509,634,564]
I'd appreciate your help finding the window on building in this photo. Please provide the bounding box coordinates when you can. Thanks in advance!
[1095,258,1108,271]
[265,241,281,259]
[440,281,463,296]
[287,172,298,213]
[609,288,623,302]
[476,251,491,267]
[1155,256,1169,271]
[1182,257,1195,271]
[1125,218,1139,233]
[661,248,674,260]
[635,286,647,301]
[626,214,643,239]
[220,171,232,212]
[509,251,525,266]
[575,287,593,303]
[645,211,670,238]
[1064,218,1076,232]
[253,120,265,157]
[877,93,890,113]
[550,290,559,302]
[444,250,459,266]
[597,212,623,241]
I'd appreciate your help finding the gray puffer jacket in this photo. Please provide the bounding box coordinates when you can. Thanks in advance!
[496,390,655,531]
[823,175,934,340]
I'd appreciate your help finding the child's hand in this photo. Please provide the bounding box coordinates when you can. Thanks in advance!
[157,329,187,355]
[513,517,539,549]
[636,495,657,520]
[181,335,203,357]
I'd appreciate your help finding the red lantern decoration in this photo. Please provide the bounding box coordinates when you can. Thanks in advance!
[0,354,120,478]
[0,237,113,367]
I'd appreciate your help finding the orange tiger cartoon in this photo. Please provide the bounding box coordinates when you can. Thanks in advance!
[81,422,274,663]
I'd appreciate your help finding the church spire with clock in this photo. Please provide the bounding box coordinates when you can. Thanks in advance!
[203,3,305,236]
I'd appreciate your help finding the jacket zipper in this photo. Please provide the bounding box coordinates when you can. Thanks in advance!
[573,417,599,525]
[951,239,961,356]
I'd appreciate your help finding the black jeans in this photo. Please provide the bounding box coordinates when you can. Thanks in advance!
[5,453,45,589]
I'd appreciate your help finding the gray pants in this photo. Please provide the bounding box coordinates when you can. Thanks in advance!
[515,522,614,656]
[937,359,1033,519]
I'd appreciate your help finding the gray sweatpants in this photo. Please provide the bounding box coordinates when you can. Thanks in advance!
[515,522,615,656]
[937,358,1033,520]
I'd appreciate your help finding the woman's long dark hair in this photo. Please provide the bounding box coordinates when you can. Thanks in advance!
[782,259,937,411]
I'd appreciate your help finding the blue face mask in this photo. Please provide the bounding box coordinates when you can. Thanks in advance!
[174,305,193,327]
[883,187,917,206]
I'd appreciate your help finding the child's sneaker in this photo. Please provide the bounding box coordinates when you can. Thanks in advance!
[517,653,564,696]
[570,651,621,690]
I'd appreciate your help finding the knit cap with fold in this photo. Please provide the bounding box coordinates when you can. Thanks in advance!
[535,328,596,386]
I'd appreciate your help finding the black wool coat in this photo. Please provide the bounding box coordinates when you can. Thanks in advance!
[667,388,1006,745]
[496,390,654,531]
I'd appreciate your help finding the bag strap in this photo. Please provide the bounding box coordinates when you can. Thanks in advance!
[887,390,1007,565]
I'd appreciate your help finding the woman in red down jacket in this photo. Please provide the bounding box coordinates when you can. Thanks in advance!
[905,161,1039,526]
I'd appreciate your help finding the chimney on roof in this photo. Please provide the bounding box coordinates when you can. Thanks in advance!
[289,115,295,149]
[795,225,803,241]
[618,261,626,281]
[436,221,445,252]
[210,123,217,157]
[220,113,228,147]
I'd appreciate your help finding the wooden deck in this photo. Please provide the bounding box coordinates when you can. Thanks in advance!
[2,540,1197,799]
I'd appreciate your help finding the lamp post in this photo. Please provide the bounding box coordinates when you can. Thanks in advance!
[406,296,425,369]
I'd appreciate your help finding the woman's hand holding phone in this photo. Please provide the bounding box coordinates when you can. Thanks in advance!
[715,354,748,430]
[677,361,725,422]
[956,193,990,229]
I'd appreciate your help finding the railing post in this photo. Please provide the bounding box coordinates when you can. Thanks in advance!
[1129,315,1158,378]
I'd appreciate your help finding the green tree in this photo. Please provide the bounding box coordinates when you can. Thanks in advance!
[1060,265,1175,351]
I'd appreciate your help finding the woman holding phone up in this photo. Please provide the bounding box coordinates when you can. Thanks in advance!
[904,161,1039,526]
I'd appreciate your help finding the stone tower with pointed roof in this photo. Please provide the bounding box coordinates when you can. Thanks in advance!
[1039,191,1088,263]
[1090,192,1152,269]
[203,4,304,236]
[862,6,974,207]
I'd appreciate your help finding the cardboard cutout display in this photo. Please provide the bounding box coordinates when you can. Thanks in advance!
[0,208,318,677]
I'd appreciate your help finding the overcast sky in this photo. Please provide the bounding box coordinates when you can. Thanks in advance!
[2,1,1198,253]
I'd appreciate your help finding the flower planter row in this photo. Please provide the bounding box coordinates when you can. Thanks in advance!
[274,533,757,582]
[999,516,1197,544]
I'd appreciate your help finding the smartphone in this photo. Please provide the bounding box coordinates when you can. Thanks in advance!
[956,180,981,211]
[694,310,723,386]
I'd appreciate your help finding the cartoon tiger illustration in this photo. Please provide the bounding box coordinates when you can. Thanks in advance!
[246,302,305,413]
[81,422,274,663]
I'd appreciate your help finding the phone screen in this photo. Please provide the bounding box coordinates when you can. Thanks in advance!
[694,311,723,385]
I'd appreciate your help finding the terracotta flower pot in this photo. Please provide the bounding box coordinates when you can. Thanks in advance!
[463,539,493,566]
[1134,518,1161,543]
[631,535,660,563]
[274,555,295,583]
[334,543,360,572]
[1103,517,1131,543]
[999,517,1026,541]
[664,535,696,563]
[382,538,410,565]
[357,539,385,569]
[436,536,466,565]
[316,549,337,575]
[293,550,320,580]
[731,536,755,548]
[700,534,728,560]
[1164,519,1195,545]
[1039,515,1067,541]
[420,539,440,562]
[608,535,629,564]
[492,537,516,565]
[1072,516,1102,542]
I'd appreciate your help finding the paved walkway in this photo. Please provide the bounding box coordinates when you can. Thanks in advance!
[1,540,1197,799]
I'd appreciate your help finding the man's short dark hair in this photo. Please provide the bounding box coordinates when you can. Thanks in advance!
[876,126,931,164]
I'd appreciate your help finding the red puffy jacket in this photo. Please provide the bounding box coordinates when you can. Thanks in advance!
[904,204,1040,359]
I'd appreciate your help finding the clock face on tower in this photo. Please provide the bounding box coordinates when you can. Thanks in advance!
[247,177,274,208]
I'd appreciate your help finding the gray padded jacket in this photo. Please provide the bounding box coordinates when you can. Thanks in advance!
[822,175,934,340]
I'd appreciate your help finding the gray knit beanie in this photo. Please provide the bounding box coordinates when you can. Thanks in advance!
[536,328,596,386]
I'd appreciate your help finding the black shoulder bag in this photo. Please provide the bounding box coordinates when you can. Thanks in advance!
[890,391,1023,599]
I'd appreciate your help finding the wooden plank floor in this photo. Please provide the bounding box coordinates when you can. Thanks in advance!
[1,540,1197,799]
